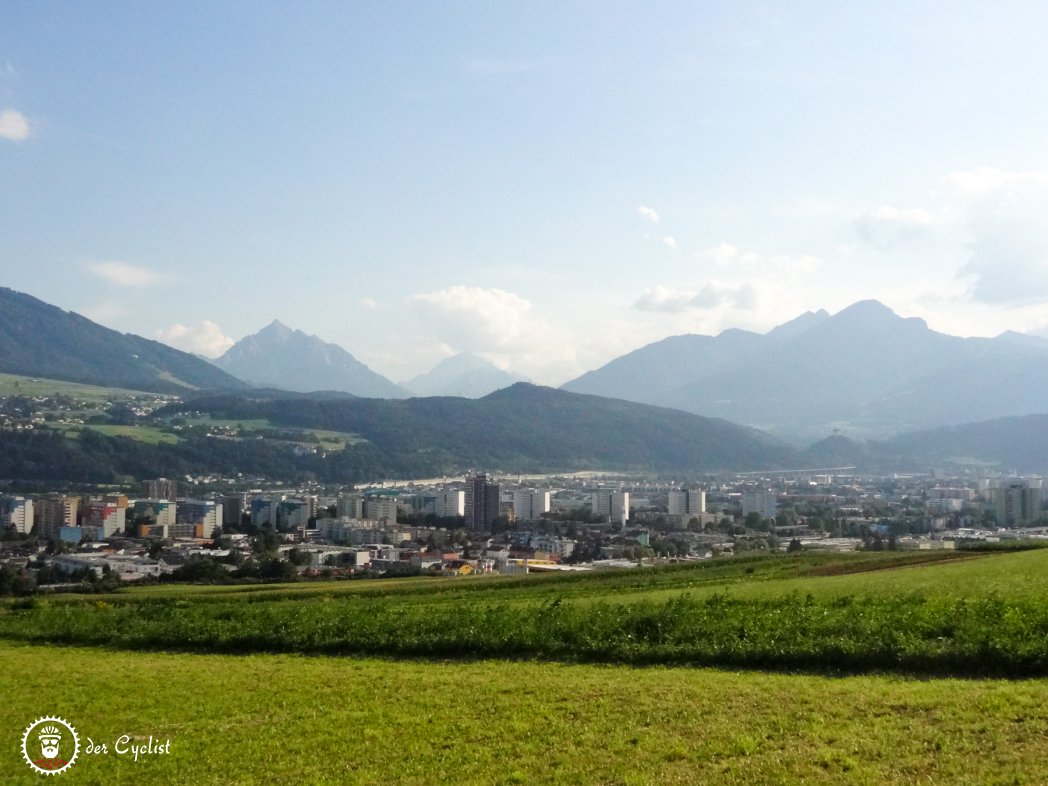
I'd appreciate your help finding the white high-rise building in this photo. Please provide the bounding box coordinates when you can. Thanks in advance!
[435,490,465,518]
[0,496,34,534]
[175,500,222,538]
[337,493,365,520]
[513,490,551,521]
[668,489,706,516]
[992,480,1042,526]
[742,488,777,520]
[592,490,629,527]
[365,496,399,524]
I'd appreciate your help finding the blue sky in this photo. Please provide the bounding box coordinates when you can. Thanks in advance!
[4,2,1048,384]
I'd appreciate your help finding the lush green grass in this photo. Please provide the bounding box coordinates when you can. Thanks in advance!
[5,552,1048,783]
[183,416,273,429]
[72,427,181,446]
[181,416,363,449]
[1,640,1046,785]
[0,372,157,400]
[5,551,1048,676]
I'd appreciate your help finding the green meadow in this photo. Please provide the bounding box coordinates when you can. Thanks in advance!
[0,372,157,401]
[3,549,1048,783]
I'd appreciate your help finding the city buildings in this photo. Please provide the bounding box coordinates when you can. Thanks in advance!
[513,489,551,521]
[592,489,629,527]
[742,488,778,520]
[667,489,706,517]
[992,481,1043,526]
[465,474,500,530]
[0,495,34,534]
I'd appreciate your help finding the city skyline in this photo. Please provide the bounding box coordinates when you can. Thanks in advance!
[5,3,1048,385]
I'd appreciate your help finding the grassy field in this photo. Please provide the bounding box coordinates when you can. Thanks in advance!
[5,550,1048,676]
[5,550,1048,783]
[1,640,1045,785]
[0,372,159,401]
[182,415,364,449]
[51,423,182,445]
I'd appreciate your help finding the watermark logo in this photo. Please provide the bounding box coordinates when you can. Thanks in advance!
[21,716,79,775]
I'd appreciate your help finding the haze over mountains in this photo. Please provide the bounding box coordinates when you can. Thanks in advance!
[213,320,409,399]
[563,300,1048,442]
[9,283,1048,473]
[403,353,527,398]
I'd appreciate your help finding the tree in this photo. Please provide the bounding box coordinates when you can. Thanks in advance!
[787,538,803,554]
[743,511,764,531]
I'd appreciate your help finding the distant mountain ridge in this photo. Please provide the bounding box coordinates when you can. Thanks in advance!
[0,287,247,393]
[403,352,527,398]
[563,300,1048,441]
[213,320,408,398]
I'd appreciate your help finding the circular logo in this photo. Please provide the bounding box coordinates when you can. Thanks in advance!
[21,716,79,775]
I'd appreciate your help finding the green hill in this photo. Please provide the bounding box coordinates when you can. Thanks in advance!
[164,382,799,475]
[0,287,248,393]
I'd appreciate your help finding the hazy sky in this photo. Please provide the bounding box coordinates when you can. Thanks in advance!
[5,2,1048,385]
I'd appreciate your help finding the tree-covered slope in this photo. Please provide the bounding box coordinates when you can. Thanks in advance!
[162,383,800,475]
[0,288,247,393]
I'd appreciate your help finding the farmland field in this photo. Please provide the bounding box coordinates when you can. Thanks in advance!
[4,549,1048,783]
[2,640,1046,785]
[0,372,159,401]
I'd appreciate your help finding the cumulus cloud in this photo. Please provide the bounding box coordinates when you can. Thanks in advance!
[853,206,940,249]
[155,321,235,358]
[0,108,29,141]
[359,297,378,310]
[695,242,760,267]
[636,205,660,224]
[410,285,532,351]
[407,285,587,383]
[945,167,1048,305]
[695,243,820,279]
[634,282,760,313]
[88,261,170,288]
[662,236,678,251]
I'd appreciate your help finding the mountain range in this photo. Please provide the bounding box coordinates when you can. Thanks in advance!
[8,284,1048,473]
[563,300,1048,442]
[212,320,409,398]
[0,287,246,394]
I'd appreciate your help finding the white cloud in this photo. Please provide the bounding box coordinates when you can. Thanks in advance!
[695,243,820,279]
[633,286,696,313]
[942,166,1048,196]
[410,285,532,351]
[359,297,378,310]
[853,205,941,249]
[634,281,761,313]
[0,108,29,141]
[636,205,660,224]
[695,242,760,267]
[943,167,1048,305]
[87,261,170,288]
[155,321,235,358]
[662,235,678,251]
[407,285,589,384]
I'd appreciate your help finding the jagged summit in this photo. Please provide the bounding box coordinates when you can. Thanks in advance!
[214,322,408,398]
[563,299,1048,441]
